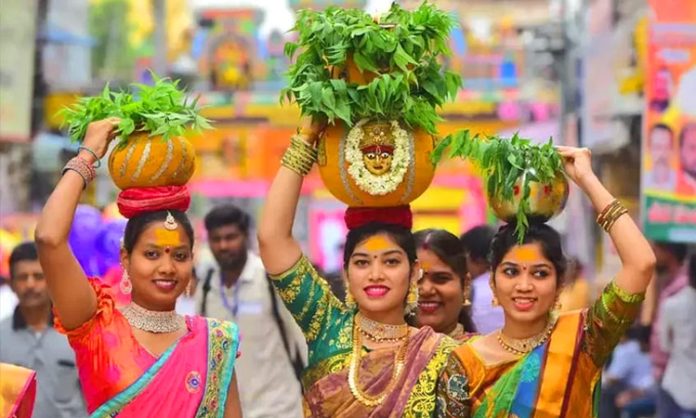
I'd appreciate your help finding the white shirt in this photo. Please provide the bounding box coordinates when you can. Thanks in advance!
[471,272,505,334]
[659,286,696,410]
[195,251,306,418]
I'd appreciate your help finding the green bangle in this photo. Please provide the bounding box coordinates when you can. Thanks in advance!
[78,146,101,168]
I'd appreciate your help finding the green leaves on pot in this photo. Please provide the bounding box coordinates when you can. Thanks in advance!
[432,131,565,242]
[60,74,212,144]
[281,2,461,134]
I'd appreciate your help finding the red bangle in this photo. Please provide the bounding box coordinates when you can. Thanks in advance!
[62,156,96,188]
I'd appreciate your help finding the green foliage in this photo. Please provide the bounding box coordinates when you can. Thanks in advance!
[60,74,212,144]
[280,2,460,134]
[432,131,565,242]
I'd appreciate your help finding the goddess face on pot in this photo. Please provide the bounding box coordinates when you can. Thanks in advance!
[361,124,395,176]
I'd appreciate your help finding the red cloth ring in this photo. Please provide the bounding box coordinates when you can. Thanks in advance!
[117,185,191,219]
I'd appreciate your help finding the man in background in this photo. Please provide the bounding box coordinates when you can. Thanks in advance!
[195,204,306,418]
[0,242,87,418]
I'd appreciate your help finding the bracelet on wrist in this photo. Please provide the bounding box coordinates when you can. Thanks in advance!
[77,146,101,168]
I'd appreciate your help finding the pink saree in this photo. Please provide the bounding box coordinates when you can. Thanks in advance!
[55,279,239,418]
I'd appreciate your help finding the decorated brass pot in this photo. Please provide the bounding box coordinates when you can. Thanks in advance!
[318,120,436,207]
[488,169,569,223]
[108,133,196,190]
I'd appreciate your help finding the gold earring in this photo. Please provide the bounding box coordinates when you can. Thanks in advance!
[407,280,418,305]
[491,295,499,307]
[463,275,472,307]
[550,297,562,318]
[344,280,356,308]
[405,280,419,316]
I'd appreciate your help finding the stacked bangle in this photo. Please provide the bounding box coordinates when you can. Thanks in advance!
[596,199,628,233]
[62,156,96,189]
[281,135,318,176]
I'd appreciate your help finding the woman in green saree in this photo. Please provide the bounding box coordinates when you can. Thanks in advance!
[258,118,456,417]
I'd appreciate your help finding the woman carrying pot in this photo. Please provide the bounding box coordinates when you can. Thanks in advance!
[413,229,476,342]
[35,120,242,417]
[436,146,656,417]
[258,117,457,417]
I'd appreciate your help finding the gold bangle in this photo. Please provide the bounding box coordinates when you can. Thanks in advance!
[597,199,628,233]
[281,135,317,176]
[290,135,318,160]
[281,150,314,176]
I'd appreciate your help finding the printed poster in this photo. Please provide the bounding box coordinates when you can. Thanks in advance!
[641,0,696,242]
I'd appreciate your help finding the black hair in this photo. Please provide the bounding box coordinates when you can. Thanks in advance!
[123,210,194,254]
[343,223,416,270]
[204,204,251,235]
[489,223,567,286]
[653,241,689,264]
[689,254,696,289]
[460,225,496,265]
[9,242,38,278]
[414,229,476,333]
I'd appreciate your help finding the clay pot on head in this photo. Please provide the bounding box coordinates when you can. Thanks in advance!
[108,132,196,190]
[488,169,569,223]
[317,120,436,207]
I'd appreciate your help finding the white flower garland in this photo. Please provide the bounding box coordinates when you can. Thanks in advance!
[345,119,411,195]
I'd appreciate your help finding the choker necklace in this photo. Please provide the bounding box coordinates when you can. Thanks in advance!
[356,312,409,343]
[120,303,186,334]
[349,321,409,407]
[497,318,556,355]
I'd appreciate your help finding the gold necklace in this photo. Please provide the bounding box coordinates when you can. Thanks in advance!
[356,312,409,343]
[497,318,556,355]
[348,321,409,407]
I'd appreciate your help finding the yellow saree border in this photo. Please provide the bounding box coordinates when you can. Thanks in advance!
[532,313,582,418]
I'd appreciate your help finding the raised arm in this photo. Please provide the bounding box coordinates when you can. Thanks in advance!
[223,374,242,418]
[258,117,324,274]
[557,146,656,294]
[35,119,119,330]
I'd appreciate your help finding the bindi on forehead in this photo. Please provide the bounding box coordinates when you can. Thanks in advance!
[361,236,394,253]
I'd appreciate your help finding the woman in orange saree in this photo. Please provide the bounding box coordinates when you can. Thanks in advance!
[436,147,656,417]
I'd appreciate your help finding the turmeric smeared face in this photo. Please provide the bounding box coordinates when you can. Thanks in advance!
[122,223,193,310]
[492,243,558,325]
[346,233,415,318]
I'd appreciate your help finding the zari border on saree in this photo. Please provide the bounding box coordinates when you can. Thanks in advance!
[195,319,240,418]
